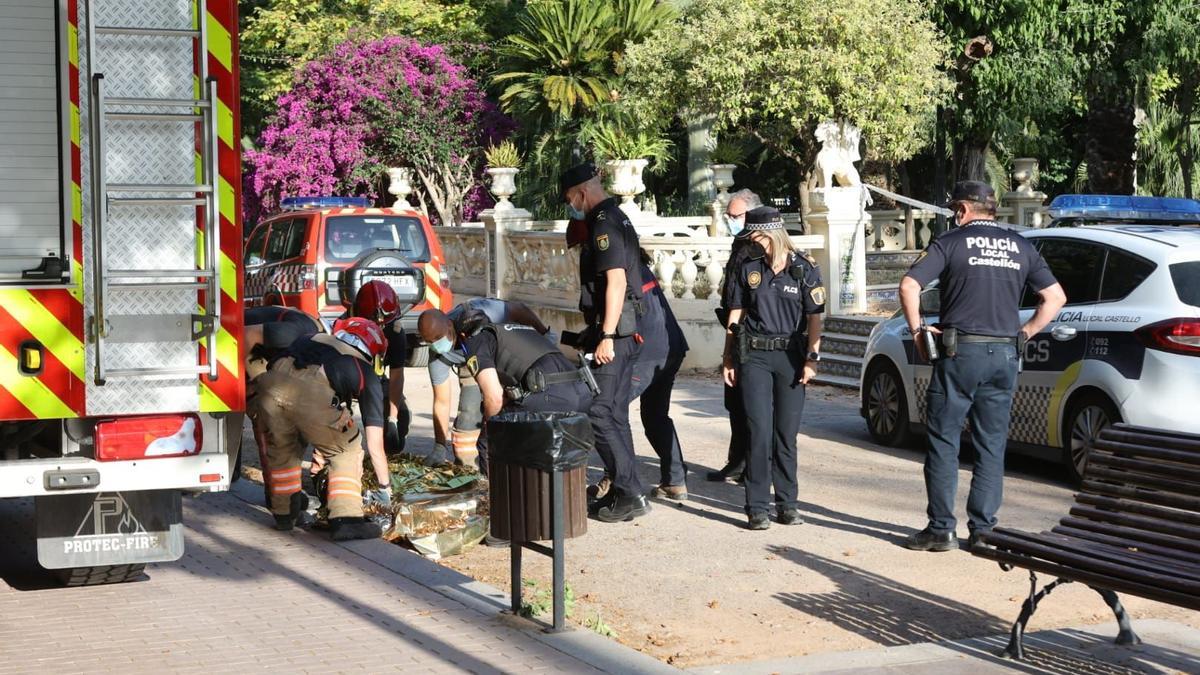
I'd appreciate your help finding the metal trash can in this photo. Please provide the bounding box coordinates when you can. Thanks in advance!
[486,411,593,631]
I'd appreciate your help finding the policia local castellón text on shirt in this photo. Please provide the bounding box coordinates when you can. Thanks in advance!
[906,222,1056,337]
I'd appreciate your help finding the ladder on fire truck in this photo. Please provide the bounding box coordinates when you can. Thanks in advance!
[86,1,221,386]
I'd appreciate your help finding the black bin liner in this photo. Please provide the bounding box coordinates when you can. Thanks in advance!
[487,411,594,473]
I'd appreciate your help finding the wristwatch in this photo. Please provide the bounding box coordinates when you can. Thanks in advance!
[601,332,618,340]
[806,351,821,362]
[908,326,922,335]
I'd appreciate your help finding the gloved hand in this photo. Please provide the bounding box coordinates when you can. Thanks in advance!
[365,485,392,509]
[384,406,410,456]
[424,442,455,467]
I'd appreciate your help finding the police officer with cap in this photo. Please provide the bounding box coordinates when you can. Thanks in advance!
[560,162,650,523]
[708,189,763,483]
[900,180,1065,552]
[722,206,825,530]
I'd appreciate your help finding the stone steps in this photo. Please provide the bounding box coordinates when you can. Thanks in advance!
[813,316,885,389]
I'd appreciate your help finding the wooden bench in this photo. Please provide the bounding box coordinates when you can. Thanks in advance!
[972,423,1200,659]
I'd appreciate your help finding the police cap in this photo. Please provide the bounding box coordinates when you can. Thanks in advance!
[743,206,785,233]
[559,162,598,196]
[947,180,995,206]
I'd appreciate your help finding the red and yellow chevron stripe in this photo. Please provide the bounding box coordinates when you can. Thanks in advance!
[197,0,244,413]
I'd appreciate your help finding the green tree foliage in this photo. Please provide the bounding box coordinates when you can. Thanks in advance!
[240,0,503,138]
[622,0,948,185]
[493,0,677,128]
[1132,0,1200,198]
[933,0,1127,182]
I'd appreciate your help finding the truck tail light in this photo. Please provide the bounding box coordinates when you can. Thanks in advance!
[95,414,202,461]
[1135,318,1200,356]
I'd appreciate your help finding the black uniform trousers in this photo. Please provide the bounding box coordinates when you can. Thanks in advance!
[632,353,686,486]
[517,380,593,416]
[740,347,806,515]
[723,382,749,469]
[588,336,645,498]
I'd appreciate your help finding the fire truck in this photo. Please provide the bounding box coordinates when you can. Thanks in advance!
[0,0,243,585]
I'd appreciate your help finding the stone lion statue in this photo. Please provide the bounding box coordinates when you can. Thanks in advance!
[812,120,863,188]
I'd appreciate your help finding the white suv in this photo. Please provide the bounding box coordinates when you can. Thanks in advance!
[860,195,1200,482]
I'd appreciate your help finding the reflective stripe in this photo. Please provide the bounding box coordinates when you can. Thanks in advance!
[0,345,75,419]
[0,290,85,382]
[328,489,361,499]
[205,11,233,72]
[271,468,302,479]
[271,482,302,494]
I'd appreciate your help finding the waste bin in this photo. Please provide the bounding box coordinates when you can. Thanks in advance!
[486,410,593,631]
[487,411,591,541]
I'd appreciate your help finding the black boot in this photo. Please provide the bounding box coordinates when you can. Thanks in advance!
[706,461,745,483]
[330,517,382,541]
[273,492,311,531]
[595,493,651,523]
[903,527,958,552]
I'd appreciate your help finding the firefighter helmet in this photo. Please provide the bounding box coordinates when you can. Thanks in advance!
[331,317,387,360]
[353,280,400,324]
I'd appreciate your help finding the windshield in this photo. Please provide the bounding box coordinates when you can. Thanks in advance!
[324,215,429,263]
[1171,261,1200,308]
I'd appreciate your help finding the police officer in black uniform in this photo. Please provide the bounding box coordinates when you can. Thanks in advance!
[461,322,593,416]
[722,207,825,530]
[560,162,650,523]
[708,189,763,483]
[900,181,1065,552]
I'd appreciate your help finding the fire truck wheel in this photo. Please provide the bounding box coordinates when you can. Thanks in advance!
[57,564,147,587]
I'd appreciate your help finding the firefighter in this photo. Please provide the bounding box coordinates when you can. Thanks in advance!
[560,162,650,524]
[243,294,325,505]
[345,280,410,456]
[722,207,825,530]
[420,301,553,470]
[251,318,392,541]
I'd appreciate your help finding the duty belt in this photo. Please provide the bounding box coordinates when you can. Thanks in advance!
[957,333,1017,345]
[505,367,594,403]
[747,334,800,351]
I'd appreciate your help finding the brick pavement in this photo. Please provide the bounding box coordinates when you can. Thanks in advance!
[0,483,671,675]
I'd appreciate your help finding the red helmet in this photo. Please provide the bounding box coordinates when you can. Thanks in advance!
[331,317,387,360]
[353,280,400,324]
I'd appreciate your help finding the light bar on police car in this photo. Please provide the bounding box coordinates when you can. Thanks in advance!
[1048,194,1200,222]
[281,196,371,211]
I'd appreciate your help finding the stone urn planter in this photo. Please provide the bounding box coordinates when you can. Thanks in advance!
[387,167,414,208]
[1011,158,1038,195]
[486,167,520,211]
[606,159,649,215]
[708,163,736,200]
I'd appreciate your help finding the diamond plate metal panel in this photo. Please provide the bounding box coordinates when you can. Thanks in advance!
[80,0,205,415]
[106,120,197,188]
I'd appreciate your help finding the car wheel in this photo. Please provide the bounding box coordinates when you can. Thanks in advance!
[864,362,911,446]
[1063,393,1120,484]
[407,345,430,368]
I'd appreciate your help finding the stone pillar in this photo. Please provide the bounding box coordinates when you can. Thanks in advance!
[686,113,717,211]
[479,206,532,299]
[1002,158,1048,227]
[807,187,869,315]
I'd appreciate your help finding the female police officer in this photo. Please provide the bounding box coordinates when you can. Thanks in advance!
[721,207,825,530]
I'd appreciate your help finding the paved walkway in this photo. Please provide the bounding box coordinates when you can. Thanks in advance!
[0,481,673,675]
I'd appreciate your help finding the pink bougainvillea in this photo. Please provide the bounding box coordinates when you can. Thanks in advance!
[244,37,511,225]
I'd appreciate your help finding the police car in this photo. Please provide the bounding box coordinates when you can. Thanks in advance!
[860,195,1200,482]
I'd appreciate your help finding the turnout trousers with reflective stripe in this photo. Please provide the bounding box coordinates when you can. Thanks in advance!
[250,358,366,519]
[924,342,1019,534]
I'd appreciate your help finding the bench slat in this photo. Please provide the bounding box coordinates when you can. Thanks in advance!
[1051,525,1200,566]
[973,545,1200,611]
[1088,452,1200,484]
[1069,504,1200,541]
[1085,466,1200,501]
[996,529,1200,582]
[1105,424,1200,451]
[1091,440,1200,468]
[1075,493,1200,528]
[1082,480,1200,513]
[984,530,1200,595]
[1060,516,1200,555]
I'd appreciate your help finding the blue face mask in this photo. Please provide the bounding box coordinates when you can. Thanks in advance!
[567,204,586,221]
[726,215,745,236]
[429,337,454,355]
